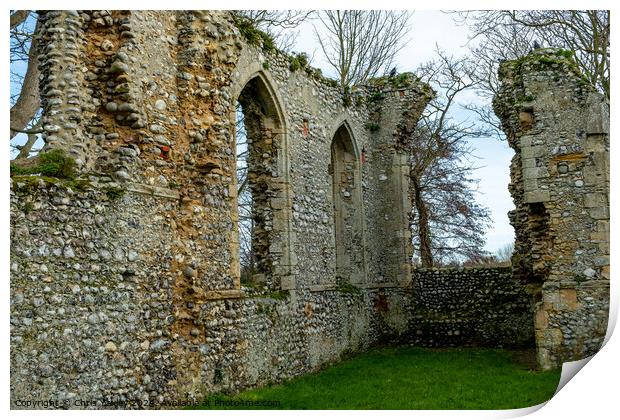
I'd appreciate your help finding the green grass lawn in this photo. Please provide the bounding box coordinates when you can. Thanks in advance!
[191,346,561,410]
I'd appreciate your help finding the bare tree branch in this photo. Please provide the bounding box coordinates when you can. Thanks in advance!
[14,118,42,160]
[314,10,412,87]
[454,10,609,99]
[10,10,30,29]
[10,126,43,135]
[10,14,41,140]
[406,50,492,266]
[234,10,314,52]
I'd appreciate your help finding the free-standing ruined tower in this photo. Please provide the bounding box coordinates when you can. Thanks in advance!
[494,49,610,370]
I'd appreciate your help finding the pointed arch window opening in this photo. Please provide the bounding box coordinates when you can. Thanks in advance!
[235,101,255,284]
[233,74,290,291]
[331,123,366,285]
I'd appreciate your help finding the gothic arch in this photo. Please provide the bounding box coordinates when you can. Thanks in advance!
[330,121,367,285]
[231,71,294,291]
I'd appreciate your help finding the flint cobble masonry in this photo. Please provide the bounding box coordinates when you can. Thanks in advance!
[493,48,610,370]
[10,11,609,408]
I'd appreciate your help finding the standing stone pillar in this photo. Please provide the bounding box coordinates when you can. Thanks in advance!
[494,49,609,370]
[37,11,92,169]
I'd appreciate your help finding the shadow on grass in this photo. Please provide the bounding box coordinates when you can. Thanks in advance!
[188,346,561,410]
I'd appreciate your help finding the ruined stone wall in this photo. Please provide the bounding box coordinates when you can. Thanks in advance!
[405,267,534,348]
[365,84,433,287]
[11,11,609,405]
[494,49,610,370]
[13,12,601,408]
[11,10,429,407]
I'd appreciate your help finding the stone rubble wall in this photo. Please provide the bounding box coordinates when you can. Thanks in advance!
[493,49,610,370]
[10,178,416,405]
[11,10,430,407]
[405,267,534,348]
[11,11,607,408]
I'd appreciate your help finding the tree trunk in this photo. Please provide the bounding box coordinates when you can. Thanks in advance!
[10,18,41,140]
[10,10,30,29]
[412,176,433,267]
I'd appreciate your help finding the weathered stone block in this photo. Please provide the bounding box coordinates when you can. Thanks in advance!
[522,145,546,159]
[585,134,607,153]
[523,166,549,179]
[586,97,610,135]
[559,288,578,310]
[520,135,534,148]
[589,207,609,220]
[524,190,550,203]
[269,197,287,210]
[280,275,295,290]
[537,348,554,371]
[584,193,606,208]
[543,289,560,304]
[543,328,564,346]
[535,309,549,329]
[583,164,605,184]
[602,266,610,280]
[597,220,610,233]
[523,178,538,192]
[590,231,608,241]
[519,111,534,130]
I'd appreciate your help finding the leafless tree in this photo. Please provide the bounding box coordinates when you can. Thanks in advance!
[461,254,500,268]
[10,10,42,143]
[236,10,314,29]
[314,10,412,87]
[10,10,44,162]
[407,50,492,267]
[234,101,255,279]
[496,242,514,263]
[234,10,315,52]
[457,10,609,98]
[452,10,610,141]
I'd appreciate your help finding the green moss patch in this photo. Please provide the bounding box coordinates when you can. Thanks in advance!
[232,16,275,53]
[288,53,308,72]
[11,149,76,179]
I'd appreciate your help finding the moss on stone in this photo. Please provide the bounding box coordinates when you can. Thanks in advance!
[263,290,289,300]
[232,15,275,53]
[9,172,126,200]
[288,53,309,72]
[556,49,575,59]
[11,149,76,179]
[364,122,380,132]
[336,282,362,295]
[232,16,341,93]
[104,186,126,200]
[573,274,587,284]
[367,91,386,103]
[342,85,352,107]
[11,174,93,194]
[22,201,34,214]
[502,49,582,81]
[368,72,419,89]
